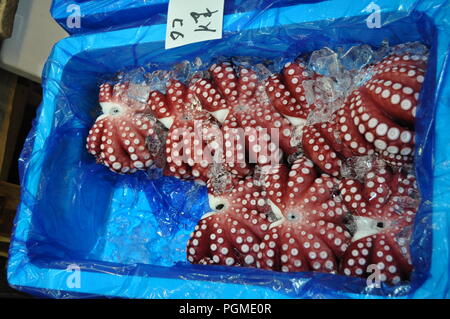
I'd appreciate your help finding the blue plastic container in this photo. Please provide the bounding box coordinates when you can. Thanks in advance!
[8,0,450,298]
[50,0,310,34]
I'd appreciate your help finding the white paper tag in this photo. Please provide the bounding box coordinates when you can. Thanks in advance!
[165,0,225,50]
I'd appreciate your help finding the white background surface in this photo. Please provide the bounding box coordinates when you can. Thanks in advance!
[0,0,68,82]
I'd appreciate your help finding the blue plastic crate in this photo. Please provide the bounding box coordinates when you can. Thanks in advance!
[8,0,450,298]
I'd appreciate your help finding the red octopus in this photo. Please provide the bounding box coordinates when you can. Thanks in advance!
[147,80,223,184]
[266,53,427,176]
[191,62,298,176]
[338,162,418,284]
[256,157,351,273]
[86,82,161,173]
[186,173,271,267]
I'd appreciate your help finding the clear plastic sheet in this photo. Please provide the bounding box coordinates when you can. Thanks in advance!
[7,0,450,298]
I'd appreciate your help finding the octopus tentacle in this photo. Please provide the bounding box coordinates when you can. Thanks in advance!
[348,53,425,166]
[362,74,422,126]
[339,163,418,284]
[334,93,375,157]
[238,68,258,99]
[302,124,342,177]
[210,62,240,103]
[190,78,228,122]
[353,90,415,164]
[222,124,253,177]
[248,108,298,156]
[298,52,426,171]
[374,53,428,77]
[147,90,175,128]
[265,60,314,126]
[165,125,195,180]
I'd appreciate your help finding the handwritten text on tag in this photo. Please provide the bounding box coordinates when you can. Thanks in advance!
[166,0,225,49]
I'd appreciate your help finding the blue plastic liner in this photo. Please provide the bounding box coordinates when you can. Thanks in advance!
[8,0,450,298]
[50,0,318,34]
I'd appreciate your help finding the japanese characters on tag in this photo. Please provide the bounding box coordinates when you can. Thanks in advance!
[166,0,225,49]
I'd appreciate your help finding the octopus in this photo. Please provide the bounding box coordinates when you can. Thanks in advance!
[186,173,271,267]
[86,82,162,173]
[147,79,222,184]
[266,52,427,176]
[256,157,351,272]
[191,62,298,176]
[338,162,418,284]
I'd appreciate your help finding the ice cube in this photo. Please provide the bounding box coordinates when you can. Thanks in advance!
[146,69,170,94]
[340,155,384,181]
[353,67,376,88]
[314,76,340,103]
[287,148,305,165]
[231,56,253,70]
[209,163,233,194]
[372,39,390,64]
[128,82,151,103]
[340,44,374,71]
[253,165,268,187]
[122,67,147,82]
[334,70,354,93]
[308,47,342,77]
[289,125,305,149]
[391,41,428,57]
[171,60,195,83]
[145,120,168,169]
[254,63,273,81]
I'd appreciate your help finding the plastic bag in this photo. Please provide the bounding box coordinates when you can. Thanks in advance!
[51,0,309,34]
[7,0,450,298]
